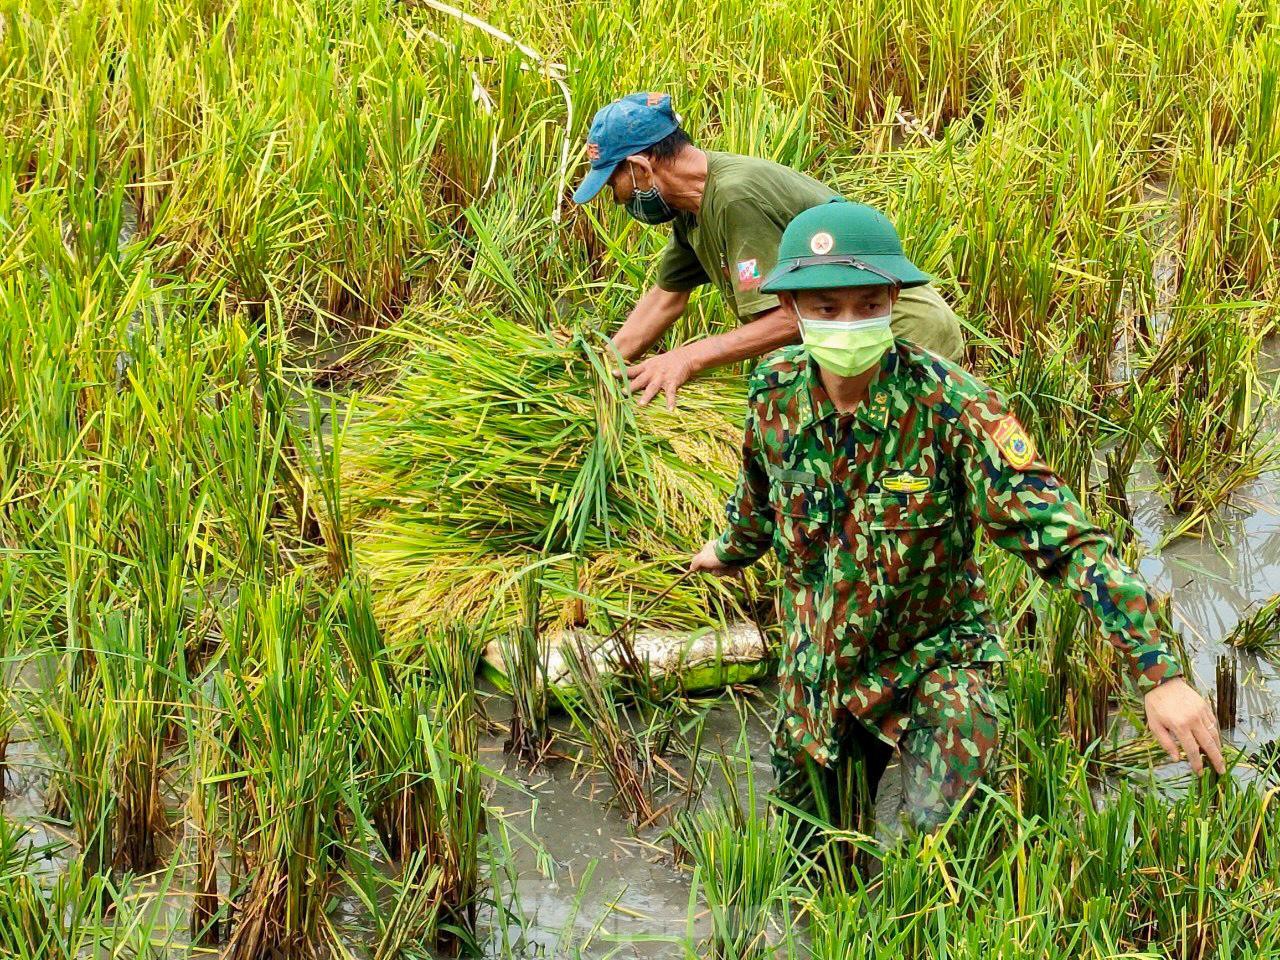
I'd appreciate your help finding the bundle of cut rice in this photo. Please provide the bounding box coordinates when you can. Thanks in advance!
[342,308,773,687]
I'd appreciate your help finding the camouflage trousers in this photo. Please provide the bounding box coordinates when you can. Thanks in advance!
[772,664,1001,839]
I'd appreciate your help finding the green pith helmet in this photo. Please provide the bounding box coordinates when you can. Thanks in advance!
[759,199,931,293]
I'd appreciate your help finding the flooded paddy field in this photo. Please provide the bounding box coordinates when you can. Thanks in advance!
[4,0,1280,956]
[5,451,1280,957]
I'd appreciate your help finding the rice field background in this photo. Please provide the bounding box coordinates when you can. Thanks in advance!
[3,0,1280,956]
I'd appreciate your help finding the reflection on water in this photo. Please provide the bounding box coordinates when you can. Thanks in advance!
[1136,471,1280,749]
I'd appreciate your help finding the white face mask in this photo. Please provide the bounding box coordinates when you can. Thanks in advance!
[797,310,894,377]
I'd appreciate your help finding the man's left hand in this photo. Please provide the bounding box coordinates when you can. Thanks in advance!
[1143,677,1226,775]
[621,346,700,411]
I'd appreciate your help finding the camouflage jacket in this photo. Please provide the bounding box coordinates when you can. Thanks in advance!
[714,342,1182,766]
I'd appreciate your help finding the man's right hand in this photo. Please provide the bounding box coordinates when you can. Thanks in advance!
[689,538,746,577]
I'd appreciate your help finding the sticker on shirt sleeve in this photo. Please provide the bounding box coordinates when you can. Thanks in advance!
[990,416,1035,469]
[736,258,761,289]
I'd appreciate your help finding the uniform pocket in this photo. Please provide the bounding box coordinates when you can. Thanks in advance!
[866,489,956,587]
[903,663,999,737]
[771,480,831,573]
[866,489,955,530]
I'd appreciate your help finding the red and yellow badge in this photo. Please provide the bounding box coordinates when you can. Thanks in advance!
[991,416,1035,469]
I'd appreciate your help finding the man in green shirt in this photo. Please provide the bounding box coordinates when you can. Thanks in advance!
[572,93,964,410]
[688,200,1225,834]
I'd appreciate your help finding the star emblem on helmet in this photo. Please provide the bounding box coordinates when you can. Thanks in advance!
[810,231,834,255]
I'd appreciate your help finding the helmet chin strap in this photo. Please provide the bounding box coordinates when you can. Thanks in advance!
[772,255,901,286]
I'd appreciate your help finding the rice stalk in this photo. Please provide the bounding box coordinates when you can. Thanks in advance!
[215,575,358,960]
[668,748,803,960]
[498,568,553,766]
[1226,592,1280,659]
[557,634,657,826]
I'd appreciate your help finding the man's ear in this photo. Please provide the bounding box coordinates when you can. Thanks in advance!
[889,286,901,308]
[625,153,654,183]
[779,292,798,317]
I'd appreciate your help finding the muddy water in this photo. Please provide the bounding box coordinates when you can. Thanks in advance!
[475,692,779,958]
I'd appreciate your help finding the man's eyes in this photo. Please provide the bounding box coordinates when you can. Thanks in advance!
[806,303,885,316]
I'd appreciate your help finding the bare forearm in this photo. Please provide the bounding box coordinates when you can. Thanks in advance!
[619,304,800,410]
[685,307,800,374]
[610,286,690,362]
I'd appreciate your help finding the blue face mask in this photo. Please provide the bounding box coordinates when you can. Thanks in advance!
[625,163,677,224]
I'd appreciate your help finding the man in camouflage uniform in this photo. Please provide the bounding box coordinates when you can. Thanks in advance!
[690,201,1226,835]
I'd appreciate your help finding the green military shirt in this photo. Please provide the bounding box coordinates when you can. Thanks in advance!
[654,152,965,362]
[714,341,1182,767]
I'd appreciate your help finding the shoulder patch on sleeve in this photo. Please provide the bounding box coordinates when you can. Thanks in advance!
[735,258,762,290]
[985,414,1036,468]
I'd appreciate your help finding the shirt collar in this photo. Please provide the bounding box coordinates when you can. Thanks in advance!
[797,344,905,435]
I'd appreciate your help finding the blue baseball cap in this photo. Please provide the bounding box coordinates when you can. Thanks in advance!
[572,93,681,203]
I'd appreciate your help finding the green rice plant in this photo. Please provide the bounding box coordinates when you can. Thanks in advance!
[334,580,442,860]
[343,847,447,960]
[557,634,657,826]
[329,577,487,951]
[212,575,359,959]
[801,732,1279,958]
[0,813,180,959]
[90,606,182,874]
[497,568,553,766]
[289,388,357,582]
[190,346,290,580]
[1173,121,1280,299]
[667,746,804,960]
[187,711,225,946]
[341,675,486,956]
[30,664,118,876]
[1147,301,1277,518]
[0,562,44,798]
[290,26,450,325]
[0,853,108,960]
[1226,592,1280,659]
